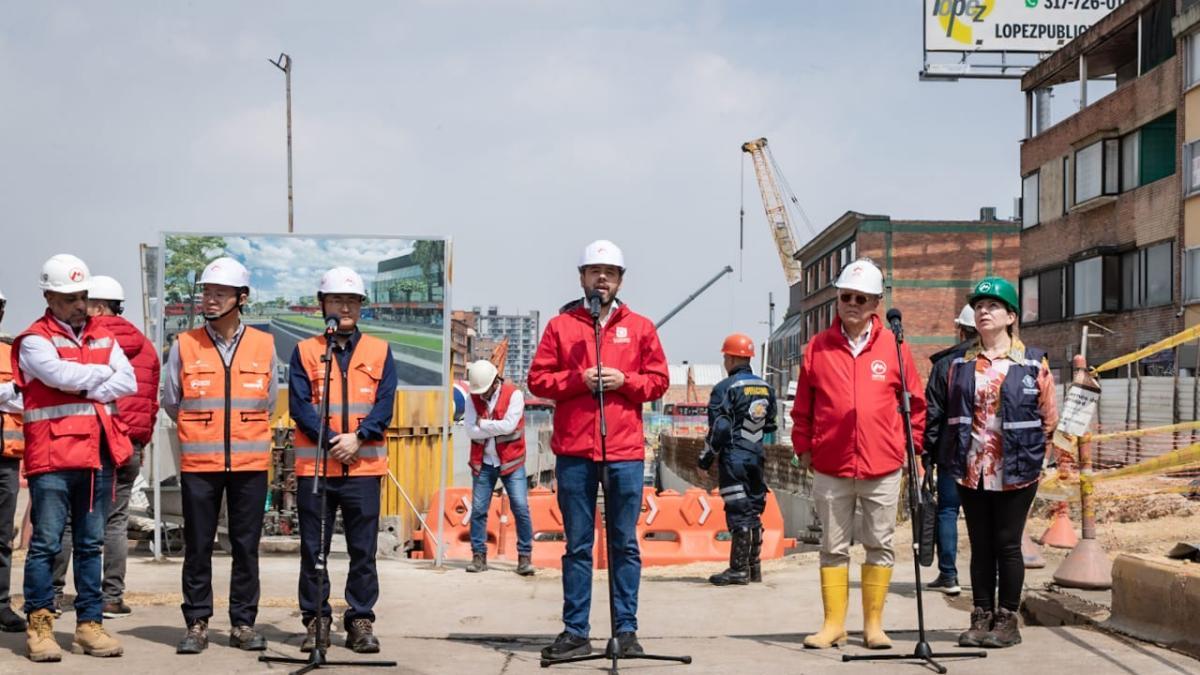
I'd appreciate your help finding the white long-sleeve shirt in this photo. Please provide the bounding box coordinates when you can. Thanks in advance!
[0,382,21,414]
[464,387,524,467]
[17,317,137,403]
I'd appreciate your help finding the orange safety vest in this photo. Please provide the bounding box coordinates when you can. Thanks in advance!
[469,383,526,476]
[0,342,24,459]
[293,333,389,478]
[176,326,274,472]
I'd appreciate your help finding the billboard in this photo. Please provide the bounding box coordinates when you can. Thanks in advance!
[925,0,1123,54]
[158,233,450,388]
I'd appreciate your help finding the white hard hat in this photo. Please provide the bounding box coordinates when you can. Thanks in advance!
[579,240,625,270]
[954,303,976,329]
[88,275,125,302]
[39,254,91,294]
[319,266,367,299]
[834,258,884,296]
[467,360,499,395]
[199,257,250,288]
[0,289,6,302]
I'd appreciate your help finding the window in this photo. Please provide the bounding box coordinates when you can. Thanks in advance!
[1021,276,1039,323]
[1062,156,1070,215]
[1040,268,1065,323]
[1188,32,1200,89]
[1186,247,1200,303]
[1145,242,1173,307]
[1121,249,1142,309]
[1074,141,1111,203]
[1022,172,1039,227]
[1072,258,1103,316]
[1121,132,1140,191]
[1139,113,1176,185]
[1184,139,1200,197]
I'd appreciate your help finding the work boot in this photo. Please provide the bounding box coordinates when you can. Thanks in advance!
[0,605,27,632]
[981,607,1022,648]
[72,621,123,657]
[466,552,487,573]
[708,528,752,586]
[749,527,763,583]
[803,567,849,649]
[300,616,331,653]
[345,617,381,654]
[540,631,592,661]
[176,619,208,654]
[614,631,643,657]
[102,601,133,619]
[26,608,62,662]
[229,624,267,651]
[515,554,536,576]
[860,564,893,649]
[958,607,993,647]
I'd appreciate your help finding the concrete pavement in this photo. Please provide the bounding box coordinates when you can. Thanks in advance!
[5,546,1196,674]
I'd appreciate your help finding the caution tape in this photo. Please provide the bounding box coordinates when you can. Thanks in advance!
[1092,324,1200,374]
[1038,441,1200,500]
[1089,420,1200,442]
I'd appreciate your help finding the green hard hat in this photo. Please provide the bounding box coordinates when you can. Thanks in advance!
[968,276,1019,313]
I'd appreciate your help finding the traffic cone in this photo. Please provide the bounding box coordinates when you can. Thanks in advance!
[1022,529,1045,569]
[1040,502,1078,549]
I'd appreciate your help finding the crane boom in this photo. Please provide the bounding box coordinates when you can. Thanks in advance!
[656,265,734,329]
[742,137,804,286]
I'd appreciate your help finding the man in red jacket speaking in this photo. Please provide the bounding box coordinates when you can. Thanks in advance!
[791,258,926,652]
[529,240,669,662]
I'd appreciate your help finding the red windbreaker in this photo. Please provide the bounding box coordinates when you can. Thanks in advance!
[528,301,669,462]
[91,315,160,445]
[790,314,926,480]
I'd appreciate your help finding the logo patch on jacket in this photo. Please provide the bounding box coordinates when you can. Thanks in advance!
[1022,374,1036,389]
[870,359,888,381]
[749,399,769,421]
[613,326,630,344]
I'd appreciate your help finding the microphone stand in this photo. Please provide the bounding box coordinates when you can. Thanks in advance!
[841,315,985,674]
[542,300,691,673]
[261,326,396,674]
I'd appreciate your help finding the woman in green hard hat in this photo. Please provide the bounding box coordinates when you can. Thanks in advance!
[939,276,1058,650]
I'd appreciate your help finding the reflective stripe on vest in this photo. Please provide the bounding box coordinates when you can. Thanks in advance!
[293,333,390,477]
[0,343,21,458]
[24,402,118,423]
[176,326,274,472]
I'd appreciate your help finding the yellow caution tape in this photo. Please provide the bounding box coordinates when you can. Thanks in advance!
[1038,442,1200,500]
[1090,420,1200,442]
[1092,324,1200,374]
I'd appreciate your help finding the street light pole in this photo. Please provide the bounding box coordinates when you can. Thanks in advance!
[269,53,294,233]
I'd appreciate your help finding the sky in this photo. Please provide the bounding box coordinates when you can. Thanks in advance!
[0,1,1033,364]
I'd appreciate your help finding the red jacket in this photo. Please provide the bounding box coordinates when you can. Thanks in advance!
[790,314,926,480]
[13,313,133,476]
[91,315,160,445]
[528,301,669,462]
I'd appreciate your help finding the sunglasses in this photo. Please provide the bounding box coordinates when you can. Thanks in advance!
[839,293,870,305]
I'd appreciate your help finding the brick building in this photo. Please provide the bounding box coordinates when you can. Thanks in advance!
[767,210,1020,396]
[1019,0,1183,375]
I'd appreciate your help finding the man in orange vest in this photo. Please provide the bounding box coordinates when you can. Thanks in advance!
[161,257,277,655]
[463,359,534,576]
[289,267,396,654]
[13,254,135,662]
[0,288,27,633]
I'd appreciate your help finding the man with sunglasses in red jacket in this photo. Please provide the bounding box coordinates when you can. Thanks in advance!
[530,240,669,662]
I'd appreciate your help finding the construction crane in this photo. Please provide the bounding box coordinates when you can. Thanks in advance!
[655,265,734,329]
[741,137,816,286]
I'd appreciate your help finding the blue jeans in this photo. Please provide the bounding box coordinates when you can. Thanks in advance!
[470,464,533,556]
[25,460,113,622]
[935,466,961,578]
[555,455,644,637]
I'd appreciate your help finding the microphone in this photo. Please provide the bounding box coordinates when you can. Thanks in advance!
[886,308,903,341]
[324,316,339,335]
[587,290,603,320]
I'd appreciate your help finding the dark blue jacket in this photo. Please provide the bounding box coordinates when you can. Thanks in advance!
[289,328,397,447]
[923,339,975,467]
[706,365,777,455]
[942,344,1048,488]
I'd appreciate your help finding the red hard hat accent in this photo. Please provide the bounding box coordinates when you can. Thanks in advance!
[721,333,755,358]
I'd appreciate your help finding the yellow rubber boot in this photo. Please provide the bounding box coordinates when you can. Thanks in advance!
[803,567,849,649]
[861,564,893,649]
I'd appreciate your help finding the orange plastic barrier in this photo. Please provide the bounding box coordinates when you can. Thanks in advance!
[411,486,796,569]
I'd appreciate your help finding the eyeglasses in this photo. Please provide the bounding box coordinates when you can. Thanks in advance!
[839,293,870,305]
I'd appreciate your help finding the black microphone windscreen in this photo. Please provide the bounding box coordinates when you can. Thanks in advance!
[587,290,602,317]
[886,308,902,324]
[324,316,339,333]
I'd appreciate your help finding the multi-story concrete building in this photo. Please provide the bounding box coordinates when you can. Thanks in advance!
[450,309,477,382]
[474,306,540,385]
[768,209,1019,395]
[1018,0,1182,376]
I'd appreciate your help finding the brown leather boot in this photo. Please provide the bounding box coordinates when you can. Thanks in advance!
[72,620,123,657]
[982,607,1022,648]
[515,554,535,576]
[466,552,487,573]
[958,607,993,647]
[26,609,62,662]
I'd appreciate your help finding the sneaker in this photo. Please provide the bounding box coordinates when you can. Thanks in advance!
[926,574,961,596]
[229,624,267,651]
[301,616,331,653]
[176,620,208,654]
[0,606,27,632]
[540,631,591,661]
[345,617,381,654]
[102,601,133,619]
[72,621,123,657]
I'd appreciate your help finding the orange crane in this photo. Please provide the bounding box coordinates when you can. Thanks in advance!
[741,137,816,285]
